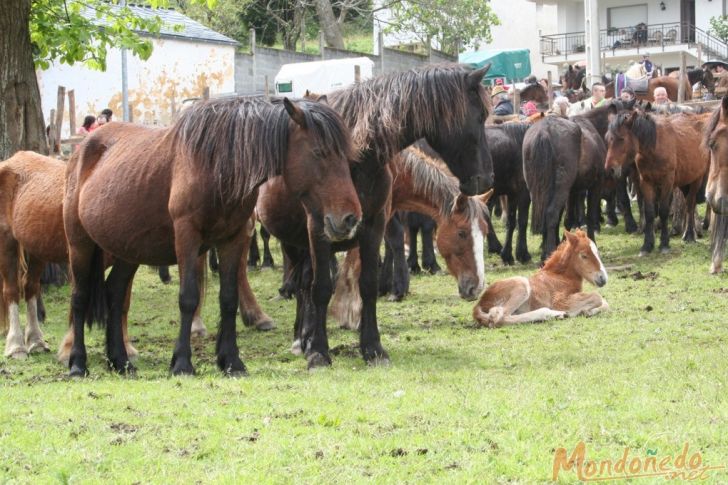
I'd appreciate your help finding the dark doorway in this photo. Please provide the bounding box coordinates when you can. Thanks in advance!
[680,0,695,42]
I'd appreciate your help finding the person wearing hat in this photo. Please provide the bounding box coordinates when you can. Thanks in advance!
[640,54,653,77]
[491,85,514,116]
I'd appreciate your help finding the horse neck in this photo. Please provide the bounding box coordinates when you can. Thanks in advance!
[541,247,583,289]
[390,150,459,221]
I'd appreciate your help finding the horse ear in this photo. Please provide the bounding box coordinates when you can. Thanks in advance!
[316,94,329,105]
[607,103,618,122]
[283,98,307,128]
[564,230,579,246]
[568,65,574,72]
[644,102,652,112]
[454,193,469,212]
[468,64,491,88]
[476,188,494,206]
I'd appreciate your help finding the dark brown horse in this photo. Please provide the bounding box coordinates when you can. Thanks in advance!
[248,64,493,369]
[605,110,710,255]
[63,96,361,377]
[520,83,549,109]
[704,96,728,273]
[524,114,607,262]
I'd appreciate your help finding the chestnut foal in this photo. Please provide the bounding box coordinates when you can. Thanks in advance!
[473,230,608,327]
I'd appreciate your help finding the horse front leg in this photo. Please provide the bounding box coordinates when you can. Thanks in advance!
[215,232,247,376]
[682,181,701,243]
[247,229,260,269]
[618,175,638,233]
[406,221,421,274]
[261,226,275,268]
[658,189,672,253]
[639,184,657,256]
[301,219,335,369]
[586,186,601,242]
[388,213,409,301]
[420,217,441,274]
[358,213,389,365]
[170,224,203,376]
[22,257,50,354]
[562,292,609,317]
[104,260,139,374]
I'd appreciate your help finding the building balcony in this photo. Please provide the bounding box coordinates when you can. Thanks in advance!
[540,22,728,67]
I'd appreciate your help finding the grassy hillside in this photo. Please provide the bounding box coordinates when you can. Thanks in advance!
[1,212,727,483]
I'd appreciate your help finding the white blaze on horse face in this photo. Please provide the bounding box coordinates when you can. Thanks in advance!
[589,240,608,284]
[472,217,485,292]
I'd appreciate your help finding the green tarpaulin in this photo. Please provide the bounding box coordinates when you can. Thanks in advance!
[459,49,532,83]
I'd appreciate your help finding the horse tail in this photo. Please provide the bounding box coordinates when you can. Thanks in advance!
[525,129,557,234]
[83,245,108,329]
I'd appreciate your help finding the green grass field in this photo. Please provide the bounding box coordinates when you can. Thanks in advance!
[1,212,728,484]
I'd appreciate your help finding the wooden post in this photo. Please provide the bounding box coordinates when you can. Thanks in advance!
[547,71,553,109]
[264,75,269,97]
[354,65,361,83]
[203,86,210,100]
[513,85,520,113]
[678,51,686,103]
[697,43,702,67]
[378,31,385,73]
[250,28,257,94]
[48,109,57,153]
[319,31,325,60]
[54,86,65,149]
[129,105,134,123]
[67,90,76,136]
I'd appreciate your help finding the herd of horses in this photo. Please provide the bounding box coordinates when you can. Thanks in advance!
[1,62,728,377]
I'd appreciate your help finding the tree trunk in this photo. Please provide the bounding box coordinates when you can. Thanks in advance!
[0,0,48,160]
[313,0,345,49]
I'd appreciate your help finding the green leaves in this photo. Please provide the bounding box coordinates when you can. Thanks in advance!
[29,0,202,71]
[383,0,500,56]
[709,15,728,43]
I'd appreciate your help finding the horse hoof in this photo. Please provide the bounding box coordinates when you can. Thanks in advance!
[387,294,404,302]
[306,352,332,370]
[170,359,195,376]
[27,340,50,354]
[110,359,136,376]
[290,339,303,355]
[220,357,248,377]
[363,346,390,367]
[191,327,208,339]
[255,320,276,331]
[660,247,670,254]
[8,349,28,360]
[125,344,139,361]
[69,364,88,377]
[638,250,650,258]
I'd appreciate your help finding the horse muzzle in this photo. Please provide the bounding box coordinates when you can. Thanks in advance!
[458,275,483,301]
[593,271,608,288]
[323,213,360,242]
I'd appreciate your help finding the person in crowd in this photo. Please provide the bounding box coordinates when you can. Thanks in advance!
[77,115,96,136]
[589,82,607,109]
[620,86,635,103]
[101,108,113,121]
[491,85,514,116]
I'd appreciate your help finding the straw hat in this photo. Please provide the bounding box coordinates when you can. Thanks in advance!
[491,85,508,97]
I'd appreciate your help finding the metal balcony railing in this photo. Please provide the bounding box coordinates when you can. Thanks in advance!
[540,22,728,60]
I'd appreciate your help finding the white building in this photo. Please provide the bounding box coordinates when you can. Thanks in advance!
[534,0,727,80]
[37,6,237,137]
[373,0,558,79]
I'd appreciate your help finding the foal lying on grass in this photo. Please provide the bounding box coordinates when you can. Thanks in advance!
[473,229,609,328]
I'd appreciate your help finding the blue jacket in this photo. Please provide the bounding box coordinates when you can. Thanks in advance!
[493,99,514,116]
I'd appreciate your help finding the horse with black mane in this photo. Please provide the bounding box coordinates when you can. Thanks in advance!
[63,96,361,377]
[605,110,710,256]
[245,64,493,369]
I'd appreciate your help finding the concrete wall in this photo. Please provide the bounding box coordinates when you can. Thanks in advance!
[37,38,235,137]
[696,0,725,34]
[235,42,457,95]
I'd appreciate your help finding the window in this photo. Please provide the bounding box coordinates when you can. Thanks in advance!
[608,5,648,30]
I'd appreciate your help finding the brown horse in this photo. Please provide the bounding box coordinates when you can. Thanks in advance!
[0,152,62,358]
[63,96,361,377]
[248,65,492,369]
[605,110,710,256]
[325,144,494,331]
[605,75,691,102]
[704,96,728,273]
[473,229,608,327]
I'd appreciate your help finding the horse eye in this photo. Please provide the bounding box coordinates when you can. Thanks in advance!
[458,230,468,239]
[580,253,587,259]
[709,140,717,150]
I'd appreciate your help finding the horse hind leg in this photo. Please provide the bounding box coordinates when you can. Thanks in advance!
[104,260,139,374]
[23,257,50,354]
[191,254,209,338]
[260,226,274,268]
[1,238,26,359]
[472,277,534,328]
[238,220,275,331]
